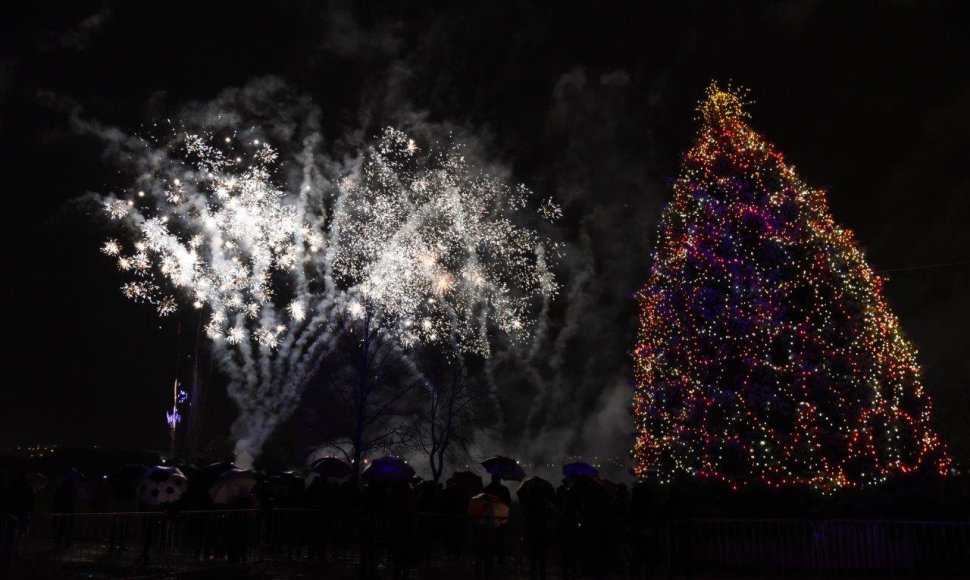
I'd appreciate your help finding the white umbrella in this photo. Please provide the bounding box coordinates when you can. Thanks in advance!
[138,466,188,506]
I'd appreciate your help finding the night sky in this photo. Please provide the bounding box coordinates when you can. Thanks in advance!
[3,1,968,471]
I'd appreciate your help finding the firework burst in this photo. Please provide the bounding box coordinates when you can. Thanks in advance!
[100,126,559,465]
[332,127,560,355]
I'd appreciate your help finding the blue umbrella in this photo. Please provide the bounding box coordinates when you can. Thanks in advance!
[563,462,599,478]
[361,456,415,483]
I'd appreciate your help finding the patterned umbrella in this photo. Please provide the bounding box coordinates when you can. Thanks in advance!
[481,456,526,481]
[361,456,415,484]
[209,469,258,505]
[138,466,188,506]
[562,462,599,478]
[468,492,510,528]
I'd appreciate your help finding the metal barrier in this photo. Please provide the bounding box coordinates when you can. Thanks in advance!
[20,510,970,577]
[667,518,970,574]
[23,510,263,576]
[1,514,20,578]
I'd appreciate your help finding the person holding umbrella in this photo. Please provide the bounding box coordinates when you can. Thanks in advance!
[442,471,481,562]
[207,468,259,562]
[359,456,417,579]
[517,476,555,580]
[136,466,187,565]
[481,456,524,506]
[479,456,525,574]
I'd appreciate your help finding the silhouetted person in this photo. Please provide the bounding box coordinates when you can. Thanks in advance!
[473,519,498,579]
[441,482,469,562]
[138,502,174,566]
[6,471,35,535]
[609,483,629,573]
[557,484,580,580]
[664,487,692,580]
[358,483,381,580]
[520,485,553,580]
[415,481,442,566]
[483,474,511,506]
[383,482,416,580]
[483,474,510,566]
[1,470,34,571]
[306,478,340,561]
[628,484,659,580]
[51,473,78,551]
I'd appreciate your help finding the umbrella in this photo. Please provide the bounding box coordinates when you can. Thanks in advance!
[56,468,93,503]
[312,457,353,479]
[481,456,526,481]
[267,471,305,497]
[361,456,415,484]
[516,476,554,502]
[562,462,599,478]
[446,471,484,497]
[27,472,48,493]
[178,463,202,482]
[468,493,510,528]
[209,469,258,505]
[203,461,238,480]
[56,467,84,483]
[596,476,618,495]
[138,466,188,506]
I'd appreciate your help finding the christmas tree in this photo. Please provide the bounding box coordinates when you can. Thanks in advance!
[633,83,949,490]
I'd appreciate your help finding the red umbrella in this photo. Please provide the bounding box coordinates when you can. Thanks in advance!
[468,492,510,528]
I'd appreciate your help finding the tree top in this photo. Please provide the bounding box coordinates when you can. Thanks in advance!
[698,82,751,127]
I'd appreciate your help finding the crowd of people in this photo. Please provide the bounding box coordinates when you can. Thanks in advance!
[1,459,687,579]
[3,457,964,579]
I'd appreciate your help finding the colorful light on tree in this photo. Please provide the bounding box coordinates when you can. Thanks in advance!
[632,83,949,490]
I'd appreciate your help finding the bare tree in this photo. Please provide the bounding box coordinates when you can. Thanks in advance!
[406,353,487,483]
[310,310,421,478]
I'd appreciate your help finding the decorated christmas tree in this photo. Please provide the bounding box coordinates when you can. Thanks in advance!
[633,83,949,490]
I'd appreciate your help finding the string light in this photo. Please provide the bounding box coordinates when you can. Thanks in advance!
[632,82,950,491]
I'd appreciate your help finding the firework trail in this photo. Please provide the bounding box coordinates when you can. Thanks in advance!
[101,126,559,466]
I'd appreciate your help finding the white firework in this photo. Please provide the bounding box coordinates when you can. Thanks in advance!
[101,239,121,256]
[102,132,318,347]
[332,127,559,355]
[100,126,559,466]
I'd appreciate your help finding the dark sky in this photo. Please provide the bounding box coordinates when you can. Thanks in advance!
[3,1,968,469]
